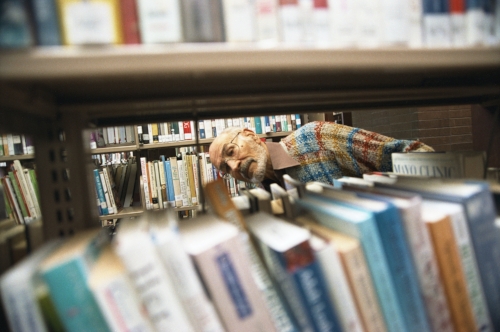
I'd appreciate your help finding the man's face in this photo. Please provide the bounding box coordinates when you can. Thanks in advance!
[209,129,268,183]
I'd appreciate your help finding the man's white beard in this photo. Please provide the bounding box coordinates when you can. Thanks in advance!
[240,143,268,183]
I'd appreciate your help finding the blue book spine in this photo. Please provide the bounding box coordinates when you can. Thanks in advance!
[290,260,342,332]
[31,0,61,45]
[372,205,431,332]
[198,120,205,139]
[93,169,108,215]
[163,159,176,203]
[423,0,449,13]
[295,114,302,128]
[42,250,110,331]
[0,0,33,48]
[254,117,263,134]
[264,116,271,133]
[298,196,406,332]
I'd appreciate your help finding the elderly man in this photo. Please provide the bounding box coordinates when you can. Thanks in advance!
[209,121,434,190]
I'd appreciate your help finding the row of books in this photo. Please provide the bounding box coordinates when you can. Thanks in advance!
[0,134,34,157]
[2,0,499,48]
[89,115,300,150]
[3,175,498,332]
[0,160,41,225]
[92,156,138,217]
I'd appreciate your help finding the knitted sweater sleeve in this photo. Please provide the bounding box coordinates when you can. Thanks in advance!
[281,121,434,180]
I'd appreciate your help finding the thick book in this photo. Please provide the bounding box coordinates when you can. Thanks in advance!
[378,178,500,330]
[88,245,154,332]
[312,186,431,332]
[113,218,195,331]
[38,228,111,332]
[421,203,477,332]
[297,191,406,332]
[147,209,225,332]
[343,185,453,332]
[179,214,278,332]
[246,212,342,332]
[297,217,366,332]
[1,239,63,332]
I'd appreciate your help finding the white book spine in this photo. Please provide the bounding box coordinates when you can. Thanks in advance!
[148,162,159,209]
[329,0,357,48]
[178,121,185,141]
[222,0,256,42]
[177,160,189,207]
[408,0,423,48]
[114,223,195,332]
[356,0,383,48]
[450,13,467,47]
[255,0,279,42]
[424,14,452,47]
[99,171,114,214]
[152,218,225,332]
[140,157,152,210]
[137,0,183,43]
[380,0,409,46]
[13,160,37,220]
[93,275,154,332]
[313,4,331,46]
[23,169,41,218]
[279,3,302,44]
[102,167,117,214]
[466,8,485,46]
[310,236,364,332]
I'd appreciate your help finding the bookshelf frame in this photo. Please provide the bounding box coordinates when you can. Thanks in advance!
[1,45,499,241]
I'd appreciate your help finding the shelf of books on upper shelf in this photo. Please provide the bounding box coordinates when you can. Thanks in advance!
[2,0,499,49]
[0,134,35,160]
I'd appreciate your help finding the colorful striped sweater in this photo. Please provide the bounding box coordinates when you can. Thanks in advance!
[279,121,434,185]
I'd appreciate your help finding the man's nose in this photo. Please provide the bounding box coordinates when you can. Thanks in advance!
[226,159,239,171]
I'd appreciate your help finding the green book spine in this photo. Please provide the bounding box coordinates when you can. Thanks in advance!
[8,171,28,219]
[28,169,40,206]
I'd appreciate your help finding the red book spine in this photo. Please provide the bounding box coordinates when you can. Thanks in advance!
[449,0,465,13]
[120,0,141,44]
[183,121,193,140]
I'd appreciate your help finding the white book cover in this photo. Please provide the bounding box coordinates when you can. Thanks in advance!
[148,209,225,332]
[113,219,195,331]
[255,0,279,42]
[356,0,382,48]
[223,0,256,42]
[279,1,302,43]
[329,0,357,48]
[423,200,493,332]
[137,0,183,43]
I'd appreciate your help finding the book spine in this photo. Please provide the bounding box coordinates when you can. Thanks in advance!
[102,168,117,214]
[183,121,193,140]
[178,121,185,141]
[400,203,454,331]
[136,0,183,43]
[93,169,109,215]
[114,226,194,331]
[198,120,205,139]
[147,162,159,209]
[158,159,168,209]
[7,172,30,222]
[120,0,141,44]
[375,209,431,332]
[139,157,151,210]
[425,216,476,332]
[255,0,279,42]
[163,158,175,204]
[153,160,163,209]
[13,161,37,219]
[450,207,492,331]
[99,171,114,214]
[169,157,183,207]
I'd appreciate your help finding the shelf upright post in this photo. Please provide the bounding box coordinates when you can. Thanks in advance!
[34,111,99,240]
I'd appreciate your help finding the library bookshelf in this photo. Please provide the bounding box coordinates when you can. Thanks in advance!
[1,44,499,242]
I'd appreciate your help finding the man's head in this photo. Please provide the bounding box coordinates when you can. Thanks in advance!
[209,127,271,183]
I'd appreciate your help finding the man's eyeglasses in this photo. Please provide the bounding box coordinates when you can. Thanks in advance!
[219,132,241,179]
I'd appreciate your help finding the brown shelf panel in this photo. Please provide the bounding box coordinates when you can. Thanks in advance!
[1,45,499,121]
[0,154,35,162]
